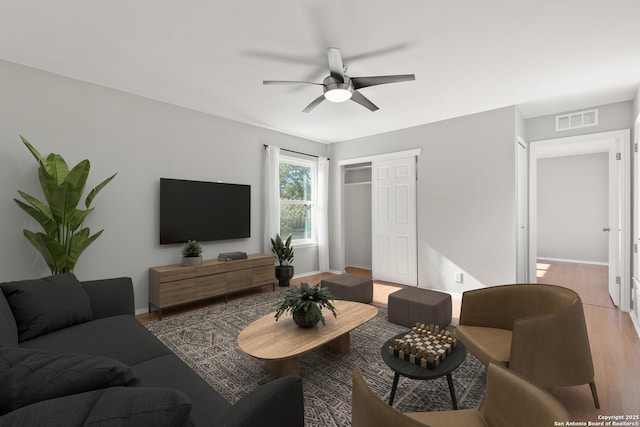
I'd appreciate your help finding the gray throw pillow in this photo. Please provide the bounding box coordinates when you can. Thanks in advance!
[0,387,192,427]
[0,273,93,342]
[0,347,143,415]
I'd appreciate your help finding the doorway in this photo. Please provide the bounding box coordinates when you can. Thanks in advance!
[529,129,631,312]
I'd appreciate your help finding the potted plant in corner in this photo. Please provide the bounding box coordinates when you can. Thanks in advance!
[14,136,117,274]
[271,233,294,286]
[274,282,338,329]
[181,240,203,266]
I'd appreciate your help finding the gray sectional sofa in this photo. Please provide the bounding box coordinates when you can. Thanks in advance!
[0,273,304,427]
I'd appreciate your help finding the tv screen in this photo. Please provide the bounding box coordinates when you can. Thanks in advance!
[160,178,250,244]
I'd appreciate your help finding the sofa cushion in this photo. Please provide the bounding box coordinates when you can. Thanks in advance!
[0,387,192,427]
[0,291,18,348]
[0,273,93,342]
[20,315,173,366]
[0,347,143,415]
[132,353,230,426]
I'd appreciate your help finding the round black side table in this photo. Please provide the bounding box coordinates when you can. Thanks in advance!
[380,331,467,409]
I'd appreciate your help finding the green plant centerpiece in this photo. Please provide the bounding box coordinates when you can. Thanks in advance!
[274,282,338,329]
[181,240,203,266]
[271,233,294,287]
[14,136,117,274]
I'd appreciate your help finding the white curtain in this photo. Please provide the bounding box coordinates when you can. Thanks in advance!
[317,156,330,272]
[263,145,280,254]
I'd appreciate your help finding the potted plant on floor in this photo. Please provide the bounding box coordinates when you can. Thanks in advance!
[181,240,203,266]
[274,282,338,329]
[14,136,117,274]
[271,233,294,286]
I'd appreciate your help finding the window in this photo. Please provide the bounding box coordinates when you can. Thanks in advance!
[279,156,316,244]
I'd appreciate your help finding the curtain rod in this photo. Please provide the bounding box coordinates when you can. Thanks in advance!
[263,144,329,160]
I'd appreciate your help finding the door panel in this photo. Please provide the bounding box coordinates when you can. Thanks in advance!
[372,156,417,286]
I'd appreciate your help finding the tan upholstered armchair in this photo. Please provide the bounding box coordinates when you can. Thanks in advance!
[456,283,599,408]
[352,363,570,427]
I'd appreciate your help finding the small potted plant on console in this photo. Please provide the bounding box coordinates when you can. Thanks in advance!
[181,240,203,266]
[274,282,338,329]
[271,233,294,286]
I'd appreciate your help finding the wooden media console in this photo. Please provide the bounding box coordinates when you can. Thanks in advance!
[149,253,274,319]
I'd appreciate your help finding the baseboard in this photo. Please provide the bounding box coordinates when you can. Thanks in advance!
[293,270,323,279]
[345,264,372,271]
[415,285,462,300]
[537,257,608,266]
[632,283,640,339]
[632,311,640,339]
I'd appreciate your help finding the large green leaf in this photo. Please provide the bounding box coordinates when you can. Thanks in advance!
[68,208,94,232]
[85,173,117,208]
[23,230,67,273]
[14,197,56,236]
[20,136,45,166]
[43,153,69,185]
[38,167,58,207]
[66,228,103,271]
[48,181,82,225]
[64,159,90,196]
[16,190,51,217]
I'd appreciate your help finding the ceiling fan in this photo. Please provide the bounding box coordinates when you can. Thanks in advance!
[263,47,415,113]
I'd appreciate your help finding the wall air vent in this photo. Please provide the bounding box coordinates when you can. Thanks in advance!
[555,109,598,131]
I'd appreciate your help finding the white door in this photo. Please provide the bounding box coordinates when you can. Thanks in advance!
[516,140,528,283]
[633,118,640,323]
[372,156,417,286]
[607,138,623,306]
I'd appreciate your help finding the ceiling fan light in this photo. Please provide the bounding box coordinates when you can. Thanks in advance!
[324,88,352,103]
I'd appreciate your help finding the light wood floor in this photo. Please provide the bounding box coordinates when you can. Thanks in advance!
[137,262,640,419]
[535,260,640,418]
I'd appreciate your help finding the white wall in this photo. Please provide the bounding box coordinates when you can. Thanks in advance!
[344,183,372,269]
[527,101,632,142]
[537,153,608,263]
[329,106,518,294]
[0,60,327,312]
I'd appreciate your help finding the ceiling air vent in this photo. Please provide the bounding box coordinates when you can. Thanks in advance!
[555,109,598,131]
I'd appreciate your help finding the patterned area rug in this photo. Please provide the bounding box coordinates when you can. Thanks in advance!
[145,288,486,426]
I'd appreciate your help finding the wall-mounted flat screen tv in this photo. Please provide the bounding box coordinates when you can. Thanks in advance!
[160,178,250,244]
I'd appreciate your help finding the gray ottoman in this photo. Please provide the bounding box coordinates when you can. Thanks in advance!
[388,287,452,328]
[320,274,373,304]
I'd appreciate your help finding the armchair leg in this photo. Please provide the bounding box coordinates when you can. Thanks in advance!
[589,381,600,409]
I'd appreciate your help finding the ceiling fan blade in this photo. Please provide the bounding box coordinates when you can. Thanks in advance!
[350,91,379,112]
[302,95,326,113]
[327,47,345,82]
[263,80,322,85]
[351,74,416,89]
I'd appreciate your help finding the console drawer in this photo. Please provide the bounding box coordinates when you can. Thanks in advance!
[158,279,196,306]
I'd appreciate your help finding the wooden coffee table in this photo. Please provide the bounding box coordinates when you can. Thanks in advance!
[238,300,378,377]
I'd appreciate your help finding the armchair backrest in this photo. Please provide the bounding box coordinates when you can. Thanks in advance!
[459,284,578,330]
[509,293,594,387]
[484,363,570,427]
